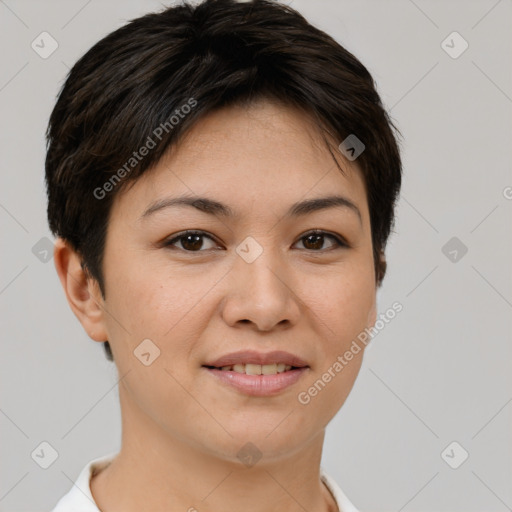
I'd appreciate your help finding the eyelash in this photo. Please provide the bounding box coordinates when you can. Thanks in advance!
[162,229,348,253]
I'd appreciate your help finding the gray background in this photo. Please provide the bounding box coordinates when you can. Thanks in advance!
[1,0,511,511]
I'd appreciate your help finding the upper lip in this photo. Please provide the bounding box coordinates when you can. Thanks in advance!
[203,350,309,368]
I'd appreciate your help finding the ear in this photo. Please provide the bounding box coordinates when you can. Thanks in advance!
[376,250,387,287]
[53,237,108,342]
[368,252,386,328]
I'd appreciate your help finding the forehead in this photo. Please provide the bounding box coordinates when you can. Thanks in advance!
[110,99,368,224]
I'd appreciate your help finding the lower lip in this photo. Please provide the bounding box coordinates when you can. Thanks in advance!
[203,367,308,396]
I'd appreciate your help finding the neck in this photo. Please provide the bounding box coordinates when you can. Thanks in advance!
[90,387,339,512]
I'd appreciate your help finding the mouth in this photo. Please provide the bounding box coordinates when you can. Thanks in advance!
[202,363,309,396]
[202,363,301,375]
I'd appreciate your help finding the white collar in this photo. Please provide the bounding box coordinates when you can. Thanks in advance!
[51,452,359,512]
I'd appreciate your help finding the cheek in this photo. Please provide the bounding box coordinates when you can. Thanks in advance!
[106,261,203,337]
[306,261,376,346]
[104,263,223,380]
[296,266,374,425]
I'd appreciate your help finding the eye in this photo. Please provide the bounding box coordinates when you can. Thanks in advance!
[162,229,348,253]
[294,229,348,251]
[163,230,219,252]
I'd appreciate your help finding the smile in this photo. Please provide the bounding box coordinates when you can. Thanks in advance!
[204,363,295,375]
[203,365,309,396]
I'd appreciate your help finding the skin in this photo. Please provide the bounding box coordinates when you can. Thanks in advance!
[54,98,380,512]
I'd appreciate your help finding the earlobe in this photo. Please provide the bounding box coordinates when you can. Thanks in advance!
[376,251,387,287]
[53,238,108,342]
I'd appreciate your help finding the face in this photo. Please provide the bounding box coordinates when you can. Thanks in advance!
[95,99,377,462]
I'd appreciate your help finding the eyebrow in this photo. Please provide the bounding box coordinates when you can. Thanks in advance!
[139,194,362,224]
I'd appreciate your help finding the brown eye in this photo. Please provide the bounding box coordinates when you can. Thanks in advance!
[163,229,347,253]
[164,231,218,252]
[295,230,347,251]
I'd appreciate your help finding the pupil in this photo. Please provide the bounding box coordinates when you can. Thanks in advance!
[305,234,323,250]
[183,234,202,251]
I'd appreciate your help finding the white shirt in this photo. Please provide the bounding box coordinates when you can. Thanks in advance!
[51,452,359,512]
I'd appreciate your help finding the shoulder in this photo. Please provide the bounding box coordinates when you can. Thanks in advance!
[50,452,118,512]
[320,467,360,512]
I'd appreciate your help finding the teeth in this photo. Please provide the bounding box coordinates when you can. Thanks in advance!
[261,363,277,375]
[245,363,261,375]
[219,363,295,375]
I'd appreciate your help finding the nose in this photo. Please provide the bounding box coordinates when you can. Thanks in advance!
[220,249,301,332]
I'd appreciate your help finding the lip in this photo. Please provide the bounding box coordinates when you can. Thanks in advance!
[203,350,309,368]
[204,366,309,396]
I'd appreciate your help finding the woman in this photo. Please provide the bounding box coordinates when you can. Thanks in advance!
[47,0,402,510]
